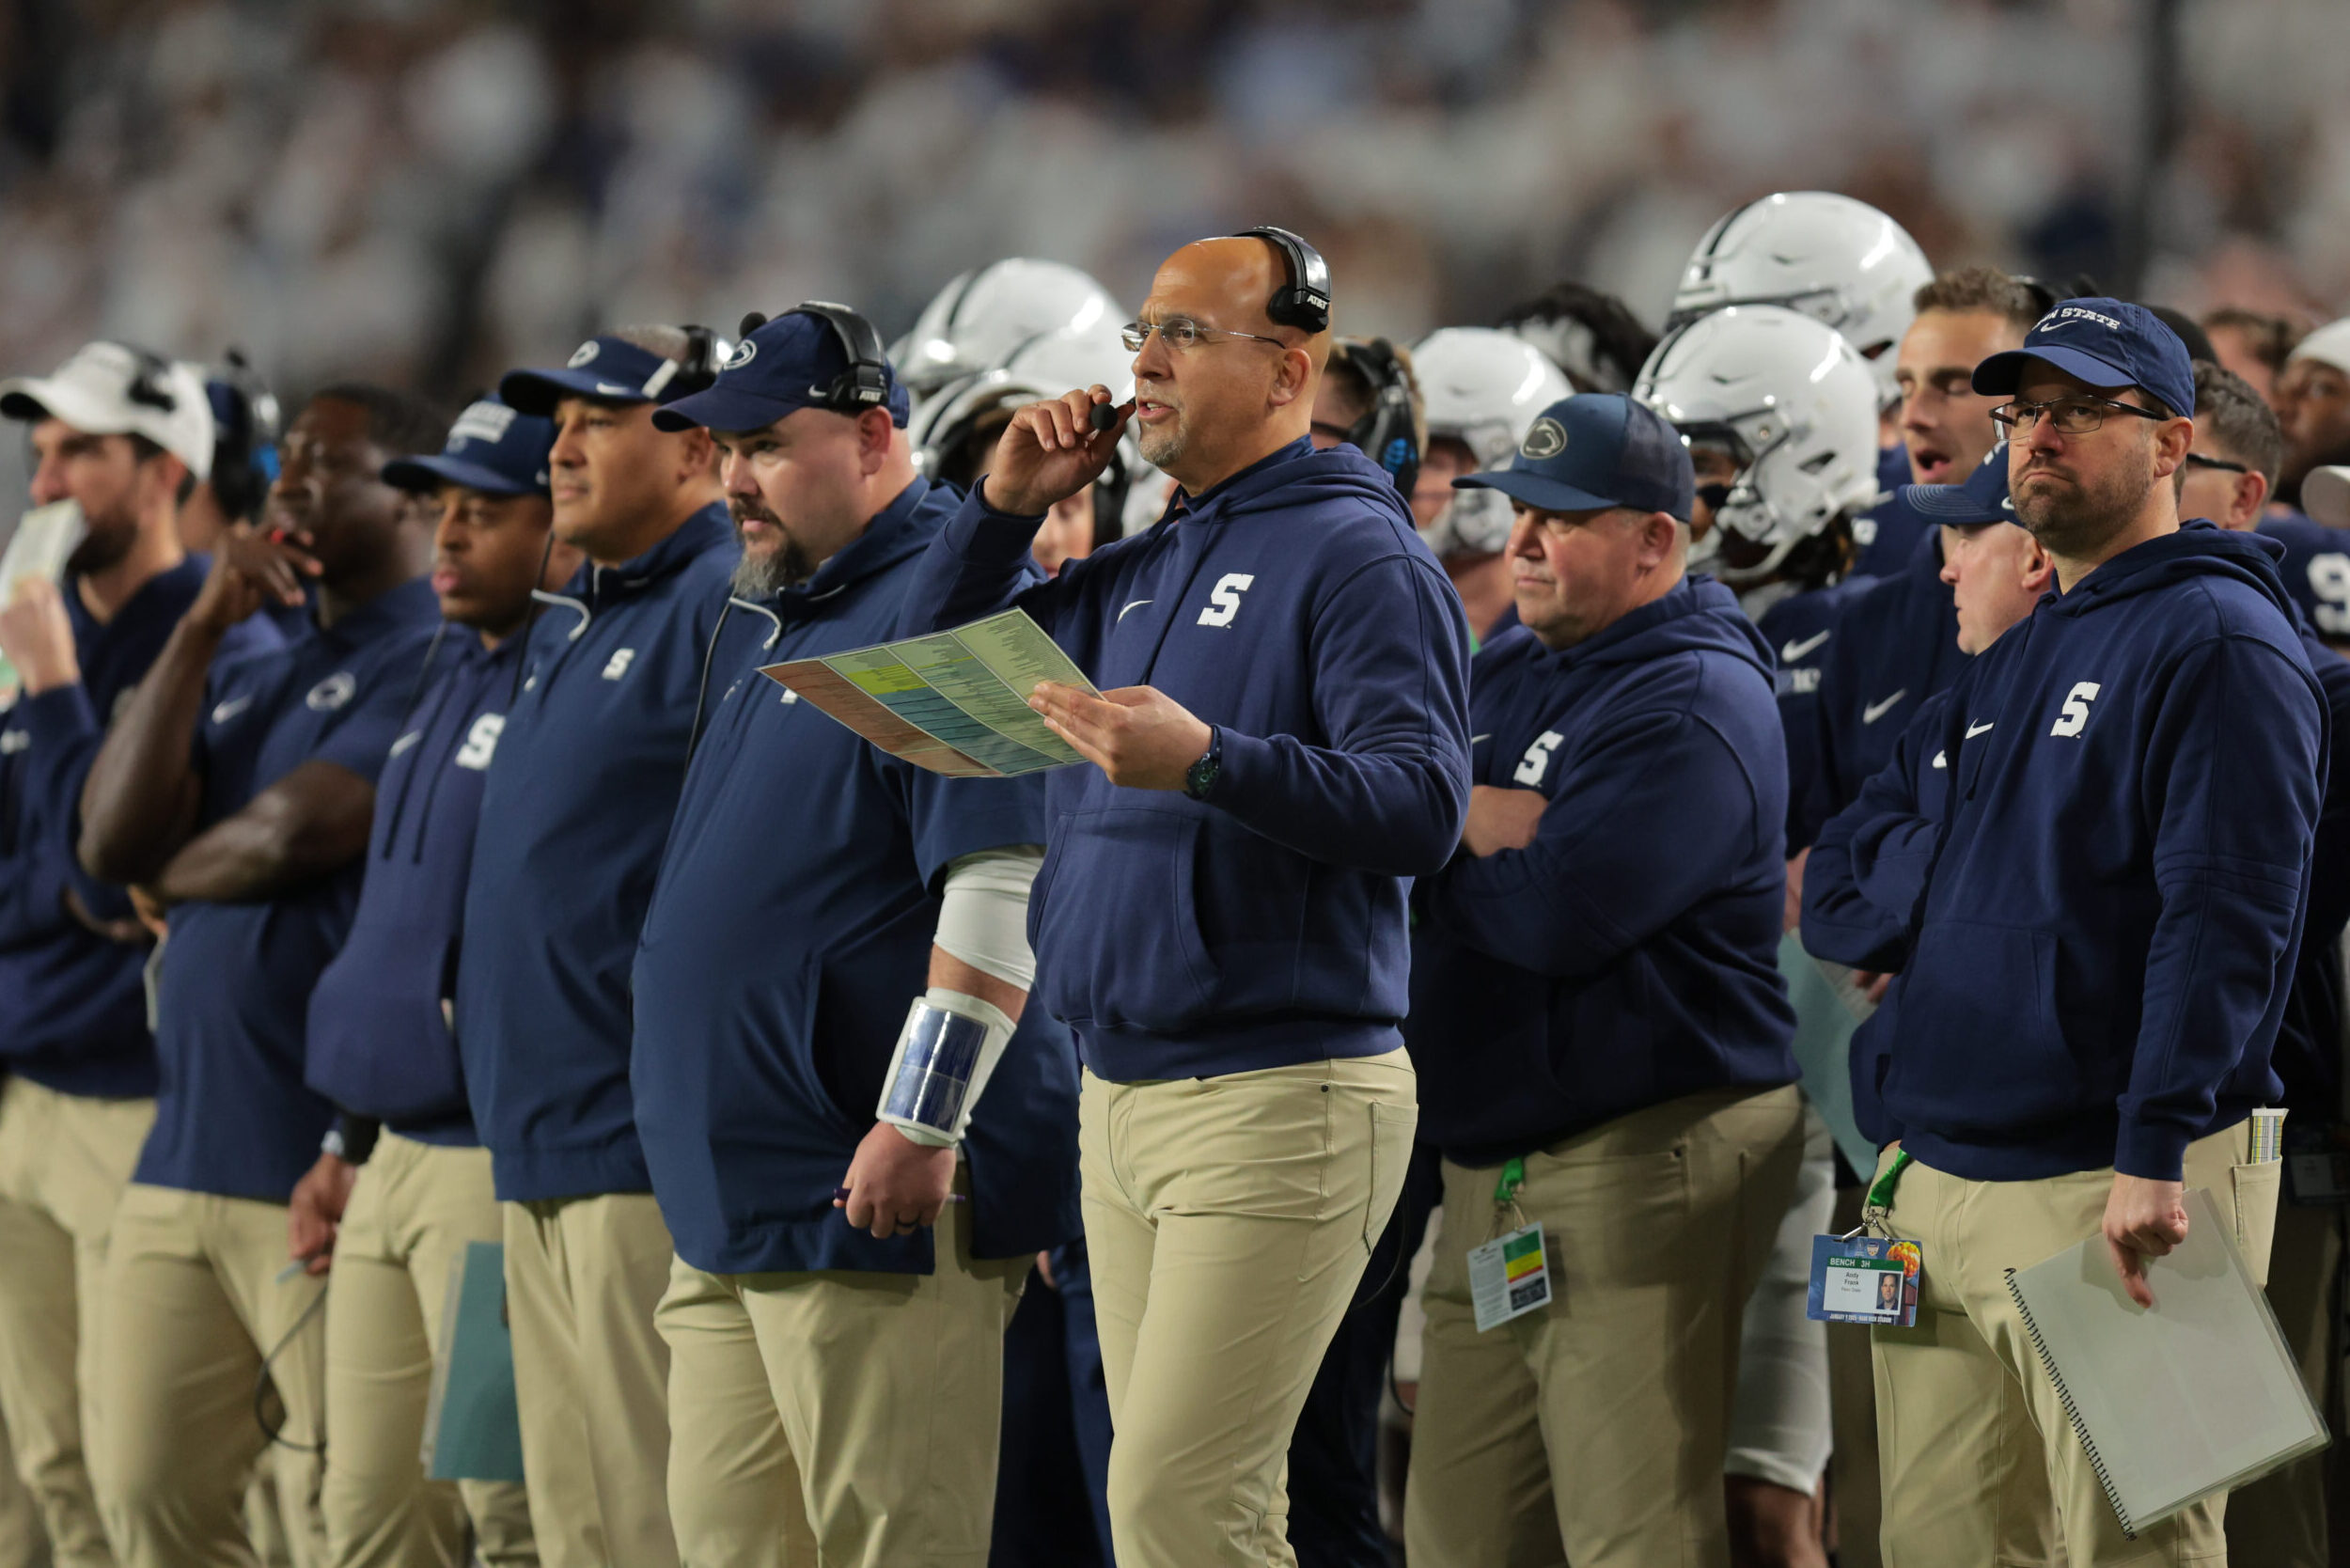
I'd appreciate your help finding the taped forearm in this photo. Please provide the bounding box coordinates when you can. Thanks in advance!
[932,844,1042,991]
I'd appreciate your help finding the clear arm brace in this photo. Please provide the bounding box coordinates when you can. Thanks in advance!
[877,846,1041,1147]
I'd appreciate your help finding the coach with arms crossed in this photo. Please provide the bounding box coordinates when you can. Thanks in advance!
[1856,302,2323,1567]
[1403,394,1804,1567]
[900,228,1471,1567]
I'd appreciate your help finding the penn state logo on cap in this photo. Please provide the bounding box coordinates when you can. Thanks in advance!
[566,341,601,368]
[725,338,758,370]
[1521,416,1569,461]
[306,672,357,713]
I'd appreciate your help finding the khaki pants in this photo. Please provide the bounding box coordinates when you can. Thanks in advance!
[1080,1048,1416,1568]
[1404,1085,1806,1568]
[0,1411,52,1568]
[657,1173,1026,1566]
[0,1078,152,1568]
[502,1193,676,1568]
[1872,1123,2281,1567]
[97,1183,327,1568]
[2221,1200,2339,1568]
[321,1137,535,1567]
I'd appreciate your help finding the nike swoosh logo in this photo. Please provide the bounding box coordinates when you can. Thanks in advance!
[2000,497,2014,512]
[1861,690,1907,725]
[1118,599,1153,622]
[1469,733,1492,745]
[1932,749,1948,770]
[389,731,422,757]
[211,696,253,724]
[1966,721,1995,739]
[1780,630,1830,663]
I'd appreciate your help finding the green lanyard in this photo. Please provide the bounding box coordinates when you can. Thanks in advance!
[1857,1149,1912,1234]
[1495,1156,1526,1206]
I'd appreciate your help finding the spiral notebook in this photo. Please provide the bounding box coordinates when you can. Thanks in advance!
[2004,1188,2327,1536]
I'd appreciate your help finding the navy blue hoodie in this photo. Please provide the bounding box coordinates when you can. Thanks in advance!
[1823,525,2326,1182]
[2260,511,2350,640]
[1409,579,1799,1165]
[0,557,278,1096]
[1852,445,1929,576]
[1801,526,1967,845]
[138,579,442,1200]
[1753,574,1875,851]
[899,440,1473,1081]
[633,478,1079,1276]
[457,504,738,1201]
[306,630,521,1143]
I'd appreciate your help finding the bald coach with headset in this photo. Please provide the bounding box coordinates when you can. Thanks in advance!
[899,227,1472,1568]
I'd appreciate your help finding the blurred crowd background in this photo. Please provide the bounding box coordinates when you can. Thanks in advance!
[2,0,2347,488]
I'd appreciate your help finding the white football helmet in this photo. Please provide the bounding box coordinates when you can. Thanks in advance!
[909,322,1164,543]
[1411,327,1574,555]
[892,259,1123,400]
[1634,305,1881,583]
[1669,192,1932,409]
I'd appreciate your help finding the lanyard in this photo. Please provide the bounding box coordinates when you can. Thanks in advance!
[1851,1148,1912,1238]
[1489,1155,1529,1239]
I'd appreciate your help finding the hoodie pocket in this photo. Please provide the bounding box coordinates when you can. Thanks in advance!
[1886,920,2084,1130]
[1034,807,1220,1031]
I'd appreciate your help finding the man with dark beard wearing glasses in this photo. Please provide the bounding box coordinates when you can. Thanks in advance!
[628,306,1078,1565]
[1855,301,2320,1567]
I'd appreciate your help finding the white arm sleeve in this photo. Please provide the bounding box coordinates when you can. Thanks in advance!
[932,844,1043,993]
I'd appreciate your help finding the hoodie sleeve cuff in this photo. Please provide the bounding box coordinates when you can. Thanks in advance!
[944,481,1048,564]
[2114,1118,2194,1183]
[16,683,99,744]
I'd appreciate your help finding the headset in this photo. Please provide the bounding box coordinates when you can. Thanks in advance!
[1332,337,1420,497]
[736,302,893,415]
[209,347,282,522]
[121,344,180,414]
[670,323,726,400]
[1233,226,1331,335]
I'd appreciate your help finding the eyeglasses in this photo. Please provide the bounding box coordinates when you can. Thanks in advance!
[2182,451,2249,476]
[1120,318,1285,353]
[1989,394,2169,435]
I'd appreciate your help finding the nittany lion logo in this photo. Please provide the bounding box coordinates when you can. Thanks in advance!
[1520,417,1568,460]
[725,338,758,370]
[567,340,601,368]
[306,672,356,713]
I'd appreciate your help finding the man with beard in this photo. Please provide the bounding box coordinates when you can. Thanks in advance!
[626,304,1079,1564]
[0,341,277,1568]
[453,326,732,1568]
[900,229,1471,1568]
[1846,301,2319,1566]
[76,384,447,1567]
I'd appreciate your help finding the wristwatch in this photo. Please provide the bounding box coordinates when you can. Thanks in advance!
[1183,726,1223,802]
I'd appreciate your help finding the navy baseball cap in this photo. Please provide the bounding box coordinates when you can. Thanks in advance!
[1897,441,2013,525]
[653,308,911,434]
[382,397,554,497]
[500,334,710,416]
[1453,393,1696,521]
[1971,297,2197,419]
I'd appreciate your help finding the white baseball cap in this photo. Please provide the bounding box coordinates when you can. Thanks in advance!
[2302,465,2350,527]
[0,342,214,481]
[2286,318,2350,381]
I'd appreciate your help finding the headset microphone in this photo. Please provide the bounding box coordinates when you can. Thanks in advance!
[1089,402,1120,433]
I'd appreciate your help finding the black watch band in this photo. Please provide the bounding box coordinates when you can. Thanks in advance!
[1183,726,1223,802]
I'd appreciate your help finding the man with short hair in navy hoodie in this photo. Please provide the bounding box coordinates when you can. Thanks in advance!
[454,327,733,1568]
[1832,301,2325,1568]
[0,341,278,1568]
[76,384,447,1567]
[629,304,1080,1563]
[295,396,573,1568]
[899,230,1471,1568]
[1399,393,1805,1566]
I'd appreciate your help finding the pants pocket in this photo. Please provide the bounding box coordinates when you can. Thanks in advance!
[1364,1103,1418,1253]
[2231,1160,2282,1287]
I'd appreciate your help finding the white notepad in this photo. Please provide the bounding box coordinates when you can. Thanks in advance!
[2005,1187,2329,1536]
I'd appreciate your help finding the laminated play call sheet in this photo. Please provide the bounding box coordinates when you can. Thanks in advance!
[760,608,1095,777]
